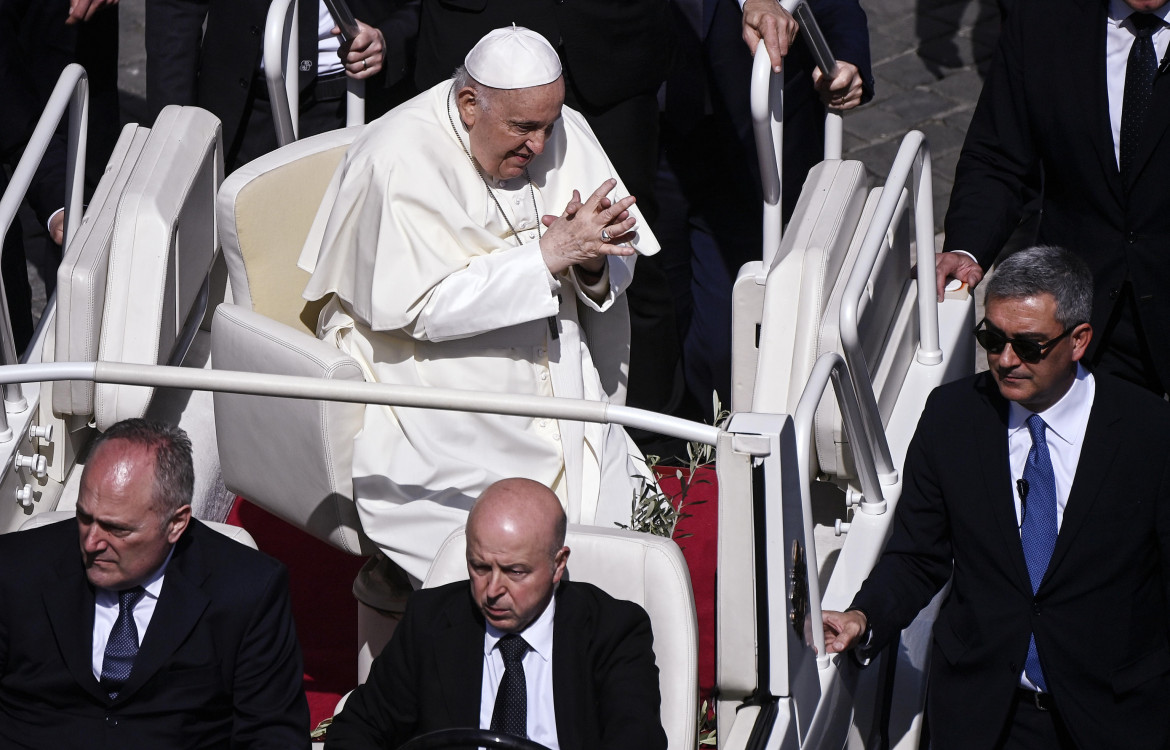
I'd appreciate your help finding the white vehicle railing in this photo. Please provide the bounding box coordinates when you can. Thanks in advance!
[0,63,89,437]
[752,0,844,270]
[0,362,721,447]
[838,130,939,484]
[264,0,366,147]
[790,352,886,669]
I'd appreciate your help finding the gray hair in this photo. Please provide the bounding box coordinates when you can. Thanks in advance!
[451,65,493,112]
[984,245,1093,328]
[86,419,195,520]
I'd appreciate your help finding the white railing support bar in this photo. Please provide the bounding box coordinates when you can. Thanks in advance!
[751,44,784,271]
[0,63,89,416]
[264,0,298,146]
[347,78,365,126]
[791,353,886,668]
[913,146,942,363]
[0,362,722,447]
[839,130,939,483]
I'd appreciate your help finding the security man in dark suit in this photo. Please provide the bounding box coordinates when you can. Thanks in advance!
[146,0,419,170]
[0,419,310,748]
[326,477,666,750]
[824,245,1170,749]
[936,0,1170,397]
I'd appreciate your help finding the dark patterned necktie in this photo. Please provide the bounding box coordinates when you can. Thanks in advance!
[1019,414,1057,691]
[490,634,529,738]
[100,586,146,700]
[1120,13,1163,184]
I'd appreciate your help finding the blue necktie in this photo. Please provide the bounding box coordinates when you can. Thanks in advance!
[490,634,529,738]
[100,586,146,700]
[1120,13,1163,185]
[1020,414,1057,691]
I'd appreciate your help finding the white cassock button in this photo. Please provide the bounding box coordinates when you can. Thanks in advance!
[540,371,548,381]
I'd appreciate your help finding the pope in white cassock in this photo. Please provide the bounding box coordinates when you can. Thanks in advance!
[298,26,660,583]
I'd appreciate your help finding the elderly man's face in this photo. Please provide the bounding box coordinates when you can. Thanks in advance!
[465,494,568,633]
[77,439,189,590]
[459,78,565,181]
[985,293,1091,413]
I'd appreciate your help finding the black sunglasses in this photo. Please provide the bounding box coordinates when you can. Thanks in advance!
[973,318,1076,364]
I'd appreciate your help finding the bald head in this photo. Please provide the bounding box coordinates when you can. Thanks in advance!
[465,478,569,632]
[468,477,566,559]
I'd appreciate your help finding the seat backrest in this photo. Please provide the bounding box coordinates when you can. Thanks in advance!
[211,303,373,555]
[425,525,698,750]
[750,160,869,416]
[94,105,224,431]
[53,123,151,416]
[217,126,358,332]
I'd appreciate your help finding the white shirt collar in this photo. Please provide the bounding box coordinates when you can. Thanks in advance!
[1108,0,1170,27]
[96,544,173,603]
[1007,364,1094,447]
[484,591,556,664]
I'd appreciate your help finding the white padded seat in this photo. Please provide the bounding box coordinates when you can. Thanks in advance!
[218,126,359,333]
[19,510,258,549]
[210,127,372,555]
[425,524,698,750]
[54,123,151,416]
[211,304,372,555]
[751,160,869,417]
[94,105,224,431]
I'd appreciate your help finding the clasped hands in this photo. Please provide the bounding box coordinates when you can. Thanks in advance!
[539,178,637,277]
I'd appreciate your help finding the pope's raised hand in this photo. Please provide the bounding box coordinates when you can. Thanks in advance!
[539,179,637,276]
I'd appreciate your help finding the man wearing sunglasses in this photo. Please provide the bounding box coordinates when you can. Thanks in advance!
[822,245,1170,749]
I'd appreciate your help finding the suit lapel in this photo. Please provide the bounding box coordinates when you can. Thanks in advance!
[43,562,107,704]
[976,380,1034,594]
[1077,0,1127,204]
[113,531,210,704]
[434,594,485,728]
[551,584,584,750]
[1042,380,1124,584]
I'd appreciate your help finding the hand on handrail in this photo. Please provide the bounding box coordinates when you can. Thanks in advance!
[338,20,385,79]
[813,61,865,111]
[934,251,984,302]
[742,0,799,72]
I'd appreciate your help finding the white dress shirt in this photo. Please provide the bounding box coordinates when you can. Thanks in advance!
[1105,0,1170,167]
[1007,364,1095,690]
[90,547,173,680]
[480,598,559,750]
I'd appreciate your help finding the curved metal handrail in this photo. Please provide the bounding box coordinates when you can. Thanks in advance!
[264,0,299,146]
[838,130,939,485]
[264,0,367,148]
[0,63,89,437]
[0,361,721,447]
[791,352,887,667]
[751,0,844,269]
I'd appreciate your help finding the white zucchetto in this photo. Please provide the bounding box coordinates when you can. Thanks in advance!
[464,25,562,90]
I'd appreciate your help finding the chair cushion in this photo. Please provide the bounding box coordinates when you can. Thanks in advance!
[53,123,150,416]
[211,303,372,555]
[95,105,223,431]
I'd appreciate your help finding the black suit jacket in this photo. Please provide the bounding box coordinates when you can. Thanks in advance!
[0,519,309,749]
[944,0,1170,386]
[325,580,667,750]
[145,0,419,154]
[851,372,1170,749]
